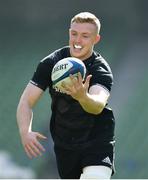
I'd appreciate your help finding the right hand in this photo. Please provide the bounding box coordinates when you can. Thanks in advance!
[21,131,47,159]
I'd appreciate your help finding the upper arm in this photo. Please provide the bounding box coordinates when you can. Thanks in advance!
[19,83,44,108]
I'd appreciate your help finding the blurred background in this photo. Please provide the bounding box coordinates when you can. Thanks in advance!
[0,0,148,178]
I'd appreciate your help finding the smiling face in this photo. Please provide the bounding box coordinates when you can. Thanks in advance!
[69,22,100,61]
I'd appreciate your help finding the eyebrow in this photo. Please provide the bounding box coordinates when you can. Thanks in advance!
[70,30,91,35]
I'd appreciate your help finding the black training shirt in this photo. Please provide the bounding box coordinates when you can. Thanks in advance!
[31,46,115,149]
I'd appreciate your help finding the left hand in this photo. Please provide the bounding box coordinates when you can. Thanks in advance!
[61,72,92,101]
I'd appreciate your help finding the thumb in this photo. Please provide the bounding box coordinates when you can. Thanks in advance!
[36,132,47,140]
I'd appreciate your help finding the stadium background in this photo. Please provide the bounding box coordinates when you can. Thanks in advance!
[0,0,148,178]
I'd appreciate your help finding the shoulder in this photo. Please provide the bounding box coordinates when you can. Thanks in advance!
[40,46,70,65]
[93,51,112,73]
[31,46,69,91]
[88,51,113,91]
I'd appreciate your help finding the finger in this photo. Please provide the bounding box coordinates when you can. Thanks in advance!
[61,82,73,91]
[30,142,43,156]
[77,72,83,84]
[25,144,38,158]
[69,74,78,86]
[63,89,71,95]
[24,146,33,159]
[61,81,68,88]
[84,74,92,88]
[36,133,47,140]
[69,74,76,80]
[34,141,46,152]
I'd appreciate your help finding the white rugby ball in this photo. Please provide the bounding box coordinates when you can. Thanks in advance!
[51,57,86,92]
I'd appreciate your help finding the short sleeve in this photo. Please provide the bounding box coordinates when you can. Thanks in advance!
[30,59,53,91]
[89,58,113,92]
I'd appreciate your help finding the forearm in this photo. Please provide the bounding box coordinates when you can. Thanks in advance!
[17,101,33,136]
[78,93,106,115]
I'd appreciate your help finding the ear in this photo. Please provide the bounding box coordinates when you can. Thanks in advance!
[69,28,71,35]
[94,34,101,44]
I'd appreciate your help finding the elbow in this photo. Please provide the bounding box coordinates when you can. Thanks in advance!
[16,98,32,118]
[92,108,103,115]
[16,100,25,120]
[92,103,105,115]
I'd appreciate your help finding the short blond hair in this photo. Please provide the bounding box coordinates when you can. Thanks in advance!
[71,12,101,34]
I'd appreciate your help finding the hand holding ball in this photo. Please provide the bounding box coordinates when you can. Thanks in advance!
[51,57,86,92]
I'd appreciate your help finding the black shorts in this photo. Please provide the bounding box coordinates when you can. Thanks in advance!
[54,143,115,179]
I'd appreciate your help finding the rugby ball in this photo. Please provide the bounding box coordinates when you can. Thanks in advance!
[51,57,86,92]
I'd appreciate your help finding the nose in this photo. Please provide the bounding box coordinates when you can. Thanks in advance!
[75,35,82,43]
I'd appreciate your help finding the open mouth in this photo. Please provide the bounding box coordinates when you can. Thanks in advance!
[73,44,82,50]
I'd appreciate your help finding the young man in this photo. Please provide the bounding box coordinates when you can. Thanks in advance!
[17,12,115,179]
